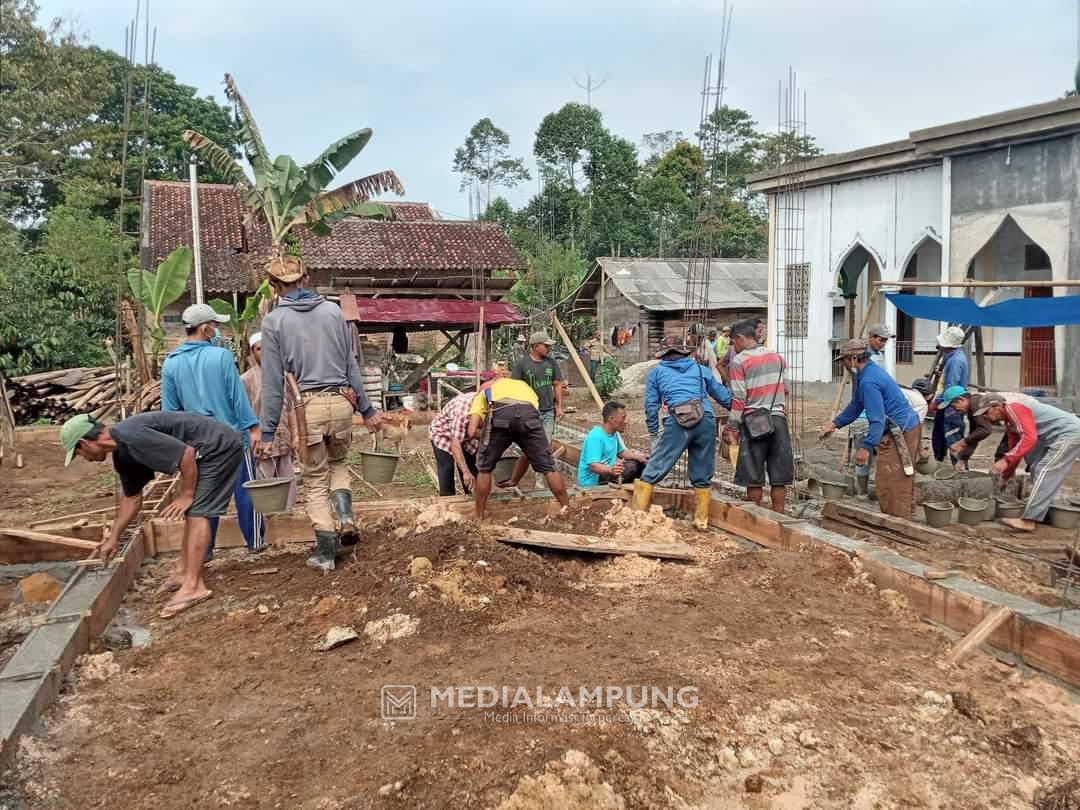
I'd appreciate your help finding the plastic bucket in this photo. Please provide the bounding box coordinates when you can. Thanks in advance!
[923,502,954,528]
[957,497,988,526]
[1047,504,1080,530]
[493,455,519,483]
[915,456,938,476]
[820,480,849,500]
[359,450,400,484]
[242,477,292,514]
[994,497,1025,519]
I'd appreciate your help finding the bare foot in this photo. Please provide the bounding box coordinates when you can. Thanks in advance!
[1000,517,1035,532]
[160,587,213,619]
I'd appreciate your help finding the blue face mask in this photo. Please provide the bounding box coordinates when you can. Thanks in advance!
[212,327,223,346]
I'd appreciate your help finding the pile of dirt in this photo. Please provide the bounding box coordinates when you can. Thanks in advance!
[497,750,624,809]
[600,500,681,544]
[613,360,658,397]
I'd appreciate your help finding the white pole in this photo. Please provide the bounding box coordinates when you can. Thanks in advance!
[189,155,204,305]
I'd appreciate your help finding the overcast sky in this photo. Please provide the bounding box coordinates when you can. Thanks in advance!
[42,0,1077,218]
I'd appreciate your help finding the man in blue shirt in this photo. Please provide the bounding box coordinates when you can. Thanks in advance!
[578,401,648,487]
[161,304,263,565]
[931,326,970,467]
[821,339,920,518]
[633,336,732,529]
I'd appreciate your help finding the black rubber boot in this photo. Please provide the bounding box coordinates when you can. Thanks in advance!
[306,530,338,573]
[330,488,359,546]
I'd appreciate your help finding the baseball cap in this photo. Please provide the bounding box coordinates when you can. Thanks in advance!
[938,385,969,407]
[181,303,229,328]
[837,338,869,358]
[60,414,97,466]
[974,393,1006,416]
[249,331,262,348]
[867,323,894,339]
[910,377,932,395]
[528,330,556,346]
[655,335,692,358]
[264,255,305,283]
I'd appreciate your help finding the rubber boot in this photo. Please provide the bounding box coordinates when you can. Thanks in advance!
[693,487,711,531]
[306,530,338,573]
[330,488,359,546]
[631,480,654,512]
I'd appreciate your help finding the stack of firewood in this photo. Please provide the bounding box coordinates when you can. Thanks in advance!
[5,367,121,424]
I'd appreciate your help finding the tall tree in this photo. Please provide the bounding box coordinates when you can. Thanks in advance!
[533,103,604,190]
[640,130,685,173]
[584,133,642,258]
[452,118,530,212]
[183,73,403,258]
[0,0,110,218]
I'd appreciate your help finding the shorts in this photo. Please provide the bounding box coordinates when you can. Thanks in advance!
[540,409,556,439]
[478,403,556,474]
[188,438,245,518]
[734,414,795,488]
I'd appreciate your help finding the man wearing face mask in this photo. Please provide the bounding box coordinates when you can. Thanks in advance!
[161,304,264,566]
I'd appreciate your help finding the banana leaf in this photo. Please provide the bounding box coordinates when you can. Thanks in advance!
[304,129,373,191]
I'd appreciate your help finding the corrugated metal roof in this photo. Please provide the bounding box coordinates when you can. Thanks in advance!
[596,257,768,312]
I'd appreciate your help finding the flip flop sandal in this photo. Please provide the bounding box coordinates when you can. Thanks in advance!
[159,590,213,620]
[154,579,182,597]
[999,520,1034,534]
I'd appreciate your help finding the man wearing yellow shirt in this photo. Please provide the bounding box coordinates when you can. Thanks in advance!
[467,379,571,519]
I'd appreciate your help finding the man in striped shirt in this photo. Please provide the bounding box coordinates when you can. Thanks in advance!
[428,392,480,496]
[723,320,794,513]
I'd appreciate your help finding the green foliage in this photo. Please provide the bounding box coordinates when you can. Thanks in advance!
[0,251,115,375]
[594,357,623,399]
[127,247,192,363]
[534,103,604,189]
[42,192,124,282]
[453,118,530,210]
[508,242,586,320]
[183,74,402,255]
[209,279,271,365]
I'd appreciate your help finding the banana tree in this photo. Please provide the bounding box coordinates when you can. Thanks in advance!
[182,74,404,259]
[127,247,193,371]
[209,279,271,368]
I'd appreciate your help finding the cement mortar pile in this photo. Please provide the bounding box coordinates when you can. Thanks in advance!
[600,500,681,545]
[614,360,658,398]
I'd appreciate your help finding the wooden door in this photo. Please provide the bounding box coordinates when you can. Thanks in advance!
[1021,287,1055,388]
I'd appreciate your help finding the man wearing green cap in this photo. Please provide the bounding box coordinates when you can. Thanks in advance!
[61,410,244,618]
[509,330,565,486]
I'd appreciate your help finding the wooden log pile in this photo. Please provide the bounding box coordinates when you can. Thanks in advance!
[4,368,163,426]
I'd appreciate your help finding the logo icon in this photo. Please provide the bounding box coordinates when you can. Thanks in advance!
[381,685,417,720]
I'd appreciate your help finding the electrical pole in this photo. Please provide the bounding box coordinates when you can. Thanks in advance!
[572,69,609,108]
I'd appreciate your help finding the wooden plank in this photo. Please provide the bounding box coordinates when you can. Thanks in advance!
[946,606,1014,665]
[550,314,604,411]
[28,506,116,528]
[499,527,696,561]
[823,501,952,547]
[0,529,100,551]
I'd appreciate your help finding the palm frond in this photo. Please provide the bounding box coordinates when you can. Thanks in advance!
[182,130,254,193]
[307,170,405,220]
[304,129,373,191]
[223,73,270,175]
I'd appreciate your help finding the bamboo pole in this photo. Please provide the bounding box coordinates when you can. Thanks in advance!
[829,294,880,419]
[550,314,604,411]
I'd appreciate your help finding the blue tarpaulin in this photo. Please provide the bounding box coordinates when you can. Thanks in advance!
[885,293,1080,327]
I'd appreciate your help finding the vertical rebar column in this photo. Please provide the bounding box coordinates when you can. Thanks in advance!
[773,68,809,464]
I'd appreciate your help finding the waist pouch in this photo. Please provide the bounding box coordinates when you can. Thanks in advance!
[744,408,774,439]
[672,399,704,429]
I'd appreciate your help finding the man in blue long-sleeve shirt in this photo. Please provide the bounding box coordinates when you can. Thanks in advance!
[161,303,264,570]
[633,336,732,530]
[931,326,970,467]
[821,339,920,518]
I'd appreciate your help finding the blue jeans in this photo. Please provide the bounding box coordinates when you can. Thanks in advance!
[589,359,599,381]
[642,413,717,489]
[207,447,265,557]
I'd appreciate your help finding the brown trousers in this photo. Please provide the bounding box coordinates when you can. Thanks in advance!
[876,423,922,518]
[300,393,354,532]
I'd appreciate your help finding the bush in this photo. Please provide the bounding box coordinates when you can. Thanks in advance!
[594,357,622,399]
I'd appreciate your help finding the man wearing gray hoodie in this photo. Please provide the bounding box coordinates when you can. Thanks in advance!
[259,256,382,571]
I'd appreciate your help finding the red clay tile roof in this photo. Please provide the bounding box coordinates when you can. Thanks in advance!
[141,181,524,292]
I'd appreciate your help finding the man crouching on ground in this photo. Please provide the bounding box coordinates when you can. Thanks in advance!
[61,411,245,619]
[467,378,570,520]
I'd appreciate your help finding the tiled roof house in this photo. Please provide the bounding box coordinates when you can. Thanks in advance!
[140,181,526,298]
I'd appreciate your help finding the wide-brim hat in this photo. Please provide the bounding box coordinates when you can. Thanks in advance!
[837,338,869,358]
[655,335,692,358]
[937,326,966,348]
[265,256,305,284]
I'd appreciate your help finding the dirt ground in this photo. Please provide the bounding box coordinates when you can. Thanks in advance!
[3,391,1080,808]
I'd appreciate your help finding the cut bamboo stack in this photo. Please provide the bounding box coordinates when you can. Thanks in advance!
[4,367,162,425]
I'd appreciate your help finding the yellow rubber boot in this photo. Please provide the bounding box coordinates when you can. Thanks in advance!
[631,480,654,512]
[693,487,712,531]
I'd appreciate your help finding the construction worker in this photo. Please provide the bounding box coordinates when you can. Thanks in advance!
[582,331,609,382]
[428,390,480,496]
[511,330,564,435]
[975,394,1080,532]
[932,326,969,467]
[723,320,793,513]
[715,325,730,359]
[848,377,931,491]
[577,400,648,487]
[632,336,732,529]
[259,256,382,573]
[821,339,921,518]
[939,387,1040,468]
[241,332,299,511]
[866,324,893,365]
[61,411,244,619]
[467,377,570,520]
[161,303,263,556]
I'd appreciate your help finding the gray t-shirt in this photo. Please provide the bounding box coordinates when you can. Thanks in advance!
[512,355,563,412]
[109,411,241,496]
